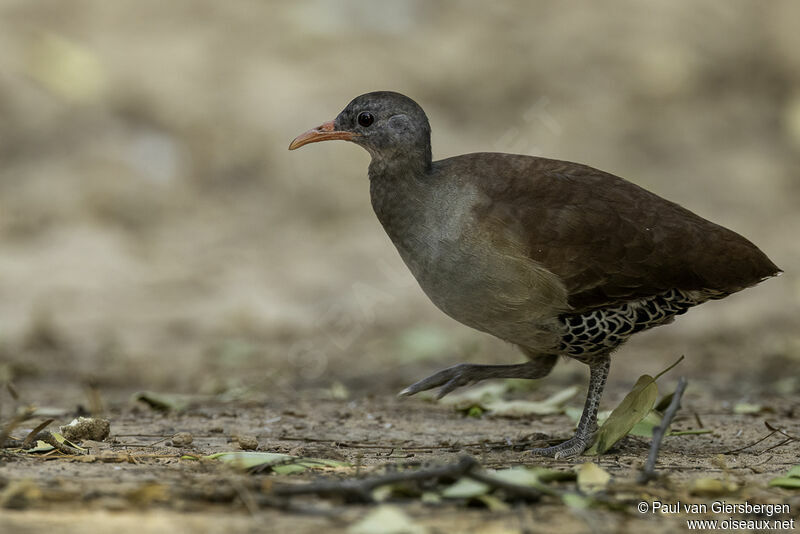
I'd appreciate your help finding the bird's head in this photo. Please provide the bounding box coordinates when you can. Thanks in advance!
[289,91,432,168]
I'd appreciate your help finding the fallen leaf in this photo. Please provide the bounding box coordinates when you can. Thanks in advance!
[132,391,195,412]
[26,32,106,102]
[566,407,611,426]
[628,410,663,438]
[205,451,349,473]
[654,391,675,412]
[440,477,489,499]
[466,405,484,418]
[768,477,800,489]
[475,494,510,511]
[562,492,594,509]
[586,375,658,455]
[577,462,611,494]
[768,464,800,488]
[25,432,86,453]
[690,477,738,496]
[484,386,579,417]
[733,402,764,415]
[530,467,577,483]
[490,467,542,487]
[440,383,508,408]
[348,504,427,534]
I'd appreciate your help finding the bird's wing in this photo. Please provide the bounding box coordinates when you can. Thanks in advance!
[446,153,779,313]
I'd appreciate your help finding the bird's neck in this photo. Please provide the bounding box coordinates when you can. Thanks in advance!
[368,155,433,247]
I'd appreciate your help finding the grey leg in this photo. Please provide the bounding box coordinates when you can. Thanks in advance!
[399,355,558,399]
[530,355,610,459]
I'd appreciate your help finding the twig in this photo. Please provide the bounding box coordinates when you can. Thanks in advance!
[272,455,478,502]
[638,376,688,484]
[693,411,704,428]
[721,428,778,454]
[468,469,543,499]
[271,455,540,503]
[22,419,54,449]
[653,355,685,381]
[0,407,36,448]
[3,431,85,455]
[764,421,800,443]
[761,437,794,454]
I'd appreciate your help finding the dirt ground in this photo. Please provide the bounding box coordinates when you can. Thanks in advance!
[1,1,799,533]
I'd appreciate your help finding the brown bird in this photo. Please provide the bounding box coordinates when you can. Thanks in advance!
[289,91,780,458]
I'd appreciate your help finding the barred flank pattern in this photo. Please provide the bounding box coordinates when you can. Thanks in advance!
[558,289,718,357]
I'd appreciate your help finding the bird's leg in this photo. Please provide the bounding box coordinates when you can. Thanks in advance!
[530,355,610,459]
[398,355,557,399]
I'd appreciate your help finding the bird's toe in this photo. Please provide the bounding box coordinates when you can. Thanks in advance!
[530,436,590,458]
[398,363,474,398]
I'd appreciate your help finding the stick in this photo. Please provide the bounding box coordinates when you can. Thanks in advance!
[0,407,35,449]
[2,431,85,455]
[271,455,540,503]
[638,376,688,484]
[22,419,54,449]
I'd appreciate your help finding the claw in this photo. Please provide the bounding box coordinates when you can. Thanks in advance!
[397,386,415,397]
[398,364,472,399]
[399,360,556,401]
[435,376,465,399]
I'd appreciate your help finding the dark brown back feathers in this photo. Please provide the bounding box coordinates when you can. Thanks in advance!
[440,153,780,312]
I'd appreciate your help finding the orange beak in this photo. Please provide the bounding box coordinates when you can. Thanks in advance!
[288,120,358,150]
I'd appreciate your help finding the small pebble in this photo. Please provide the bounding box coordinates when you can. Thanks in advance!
[171,432,193,447]
[236,435,258,450]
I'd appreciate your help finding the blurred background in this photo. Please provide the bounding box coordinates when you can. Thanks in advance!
[0,0,798,409]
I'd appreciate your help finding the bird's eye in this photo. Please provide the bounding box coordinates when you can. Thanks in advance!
[357,112,374,127]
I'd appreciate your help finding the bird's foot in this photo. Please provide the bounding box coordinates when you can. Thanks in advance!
[529,434,593,459]
[398,363,482,399]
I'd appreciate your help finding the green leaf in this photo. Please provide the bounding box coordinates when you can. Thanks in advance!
[586,374,658,455]
[420,492,441,504]
[490,467,541,486]
[562,492,594,509]
[654,391,675,412]
[733,402,763,415]
[768,477,800,489]
[440,477,489,498]
[466,405,484,418]
[768,465,800,488]
[628,410,663,437]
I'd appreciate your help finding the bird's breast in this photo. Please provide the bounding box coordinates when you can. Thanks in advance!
[371,182,568,348]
